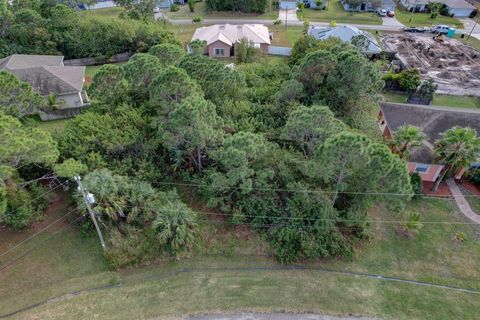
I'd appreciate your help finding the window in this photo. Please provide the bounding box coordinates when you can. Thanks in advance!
[253,43,261,49]
[214,48,224,56]
[415,163,429,173]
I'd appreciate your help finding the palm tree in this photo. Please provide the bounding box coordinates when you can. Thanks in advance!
[46,94,64,111]
[433,127,480,191]
[435,127,480,174]
[391,125,426,160]
[152,201,197,256]
[403,212,423,236]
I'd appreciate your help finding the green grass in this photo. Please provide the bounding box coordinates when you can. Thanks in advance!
[77,7,125,19]
[395,9,463,28]
[462,190,480,215]
[454,34,480,51]
[297,0,382,25]
[165,2,279,20]
[382,91,480,109]
[270,26,303,46]
[23,116,70,138]
[165,24,199,48]
[2,198,480,319]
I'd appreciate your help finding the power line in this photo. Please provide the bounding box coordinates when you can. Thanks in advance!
[1,181,67,218]
[0,209,73,259]
[151,180,480,199]
[0,207,84,273]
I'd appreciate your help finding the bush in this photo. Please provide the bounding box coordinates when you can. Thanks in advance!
[410,172,423,199]
[468,168,480,185]
[205,0,267,13]
[170,3,179,11]
[192,16,202,23]
[188,0,195,12]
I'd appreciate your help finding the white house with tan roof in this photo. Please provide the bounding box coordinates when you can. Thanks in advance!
[190,24,271,58]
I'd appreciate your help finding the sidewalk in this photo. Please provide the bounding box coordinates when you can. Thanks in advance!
[446,179,480,224]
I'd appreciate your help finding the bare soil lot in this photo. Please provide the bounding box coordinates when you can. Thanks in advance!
[380,33,480,96]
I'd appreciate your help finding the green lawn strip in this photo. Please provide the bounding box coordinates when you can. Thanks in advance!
[166,24,200,47]
[2,198,480,319]
[394,9,463,28]
[297,0,382,25]
[77,7,125,19]
[165,2,278,20]
[14,266,480,320]
[382,91,480,109]
[454,34,480,51]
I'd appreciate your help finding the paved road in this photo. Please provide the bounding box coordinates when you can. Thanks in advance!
[188,313,378,320]
[447,179,480,224]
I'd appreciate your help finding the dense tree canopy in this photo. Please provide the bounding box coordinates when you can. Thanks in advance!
[0,3,178,59]
[0,71,46,117]
[205,0,267,13]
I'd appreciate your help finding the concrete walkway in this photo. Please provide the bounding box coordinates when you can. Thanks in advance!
[446,179,480,224]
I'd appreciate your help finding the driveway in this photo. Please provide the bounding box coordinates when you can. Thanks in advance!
[382,17,404,27]
[279,9,299,23]
[457,17,480,40]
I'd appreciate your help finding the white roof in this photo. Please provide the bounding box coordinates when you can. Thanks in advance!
[191,24,271,46]
[308,25,382,54]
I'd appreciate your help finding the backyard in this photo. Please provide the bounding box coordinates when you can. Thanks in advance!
[1,195,480,319]
[164,1,279,20]
[297,0,382,25]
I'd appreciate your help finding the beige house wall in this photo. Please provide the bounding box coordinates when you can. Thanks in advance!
[208,41,232,57]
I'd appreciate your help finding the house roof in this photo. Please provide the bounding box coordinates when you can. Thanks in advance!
[307,25,382,54]
[379,102,480,144]
[440,0,476,10]
[0,54,64,69]
[0,55,85,95]
[191,24,271,47]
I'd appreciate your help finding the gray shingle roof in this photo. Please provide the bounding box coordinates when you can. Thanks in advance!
[380,102,480,144]
[0,54,85,95]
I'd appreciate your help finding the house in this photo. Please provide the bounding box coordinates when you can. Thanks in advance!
[189,24,271,58]
[0,54,90,121]
[308,25,382,54]
[342,0,396,12]
[158,0,185,8]
[378,102,480,188]
[399,0,476,17]
[280,0,327,9]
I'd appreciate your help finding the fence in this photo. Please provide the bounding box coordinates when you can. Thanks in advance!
[64,53,131,66]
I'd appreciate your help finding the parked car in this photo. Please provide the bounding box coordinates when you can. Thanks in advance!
[431,25,452,34]
[377,9,387,17]
[387,10,395,17]
[153,6,160,13]
[403,27,429,33]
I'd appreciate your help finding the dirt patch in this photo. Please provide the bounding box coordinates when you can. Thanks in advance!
[380,33,480,96]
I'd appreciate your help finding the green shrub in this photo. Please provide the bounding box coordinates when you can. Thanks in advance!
[170,4,179,11]
[188,0,195,12]
[410,172,423,199]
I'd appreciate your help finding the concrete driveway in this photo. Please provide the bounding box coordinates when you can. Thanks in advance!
[458,17,480,40]
[382,17,404,27]
[279,9,299,23]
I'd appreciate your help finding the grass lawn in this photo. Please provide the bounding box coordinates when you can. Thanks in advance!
[382,91,480,109]
[270,26,303,46]
[77,7,125,19]
[23,116,70,138]
[2,197,480,319]
[395,9,463,28]
[165,2,279,20]
[454,34,480,51]
[165,24,199,48]
[297,0,382,25]
[462,190,480,215]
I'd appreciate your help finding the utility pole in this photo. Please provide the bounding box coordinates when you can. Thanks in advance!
[270,0,272,14]
[285,3,288,31]
[466,14,479,40]
[74,176,107,251]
